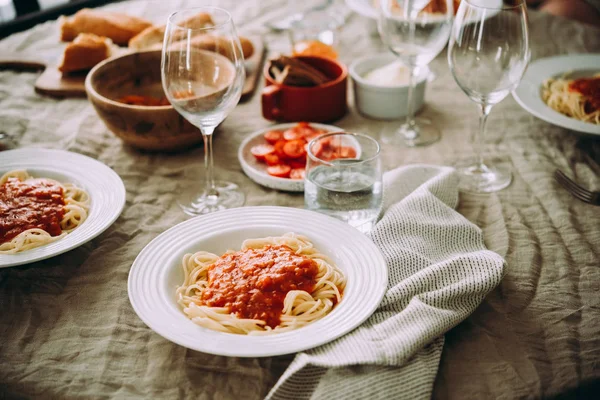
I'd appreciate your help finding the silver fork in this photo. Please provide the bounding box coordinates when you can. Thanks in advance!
[554,169,600,206]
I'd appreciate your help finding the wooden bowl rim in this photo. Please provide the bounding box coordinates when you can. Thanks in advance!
[85,50,173,111]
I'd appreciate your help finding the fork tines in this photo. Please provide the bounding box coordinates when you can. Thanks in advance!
[554,169,600,205]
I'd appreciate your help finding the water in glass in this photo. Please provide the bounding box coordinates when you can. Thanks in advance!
[305,133,382,234]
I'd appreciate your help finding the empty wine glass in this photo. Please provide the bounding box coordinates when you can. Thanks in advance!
[448,0,530,193]
[162,7,246,215]
[377,0,454,146]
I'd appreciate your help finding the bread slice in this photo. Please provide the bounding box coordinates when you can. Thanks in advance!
[183,34,254,60]
[60,8,152,46]
[129,12,214,51]
[58,33,113,73]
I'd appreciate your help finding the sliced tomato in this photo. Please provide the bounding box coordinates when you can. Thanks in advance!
[339,146,357,159]
[283,127,305,141]
[263,130,283,144]
[283,139,306,159]
[274,140,288,158]
[290,168,306,180]
[318,148,336,161]
[305,132,324,143]
[264,153,280,166]
[267,164,291,178]
[250,144,275,161]
[287,158,306,169]
[307,141,323,157]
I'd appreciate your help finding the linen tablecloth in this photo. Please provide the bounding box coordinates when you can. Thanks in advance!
[1,1,599,398]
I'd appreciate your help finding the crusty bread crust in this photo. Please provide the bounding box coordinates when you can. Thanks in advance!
[58,33,112,73]
[60,8,152,45]
[128,12,214,51]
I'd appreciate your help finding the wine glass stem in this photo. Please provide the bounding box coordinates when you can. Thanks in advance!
[404,66,418,130]
[201,127,218,198]
[475,104,492,171]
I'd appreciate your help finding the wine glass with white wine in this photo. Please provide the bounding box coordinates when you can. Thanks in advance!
[162,6,246,215]
[377,0,454,146]
[447,0,530,192]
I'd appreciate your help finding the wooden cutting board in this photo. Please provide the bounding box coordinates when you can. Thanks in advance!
[0,36,265,101]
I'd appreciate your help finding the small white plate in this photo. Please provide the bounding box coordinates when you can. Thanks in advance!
[0,148,126,268]
[238,123,343,192]
[512,54,600,135]
[128,206,388,357]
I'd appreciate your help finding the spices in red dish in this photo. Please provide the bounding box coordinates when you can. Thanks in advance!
[0,177,65,244]
[569,76,600,113]
[201,245,319,329]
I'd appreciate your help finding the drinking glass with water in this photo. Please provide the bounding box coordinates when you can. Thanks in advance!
[304,132,382,234]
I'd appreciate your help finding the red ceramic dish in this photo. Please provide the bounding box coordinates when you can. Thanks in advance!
[261,56,348,123]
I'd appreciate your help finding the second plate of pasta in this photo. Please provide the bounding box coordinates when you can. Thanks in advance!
[128,206,387,357]
[513,54,600,135]
[0,149,126,268]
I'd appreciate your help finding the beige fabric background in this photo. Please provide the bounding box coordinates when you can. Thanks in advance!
[0,1,599,398]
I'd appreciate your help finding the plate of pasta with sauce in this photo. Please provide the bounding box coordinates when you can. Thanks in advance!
[0,148,126,268]
[128,206,388,357]
[513,54,600,135]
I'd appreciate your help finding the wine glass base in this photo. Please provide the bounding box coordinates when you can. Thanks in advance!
[456,163,512,193]
[381,118,441,147]
[178,181,245,216]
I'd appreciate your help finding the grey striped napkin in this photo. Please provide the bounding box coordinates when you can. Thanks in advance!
[266,165,506,400]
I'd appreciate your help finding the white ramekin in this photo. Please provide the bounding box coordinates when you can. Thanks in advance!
[349,53,430,120]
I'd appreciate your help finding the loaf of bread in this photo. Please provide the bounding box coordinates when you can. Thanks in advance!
[58,33,113,73]
[129,11,253,60]
[163,34,253,60]
[128,12,214,51]
[60,8,152,45]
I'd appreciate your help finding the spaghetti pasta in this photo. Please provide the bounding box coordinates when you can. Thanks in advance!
[0,170,90,254]
[176,233,346,335]
[541,74,600,125]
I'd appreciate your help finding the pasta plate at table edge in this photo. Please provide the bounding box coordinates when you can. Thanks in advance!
[0,148,126,268]
[127,206,388,357]
[512,54,600,135]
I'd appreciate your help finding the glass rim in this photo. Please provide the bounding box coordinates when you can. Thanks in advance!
[307,132,381,166]
[167,6,233,32]
[464,0,526,10]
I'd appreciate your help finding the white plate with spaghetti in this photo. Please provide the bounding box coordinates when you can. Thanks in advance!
[0,148,126,268]
[238,122,344,192]
[512,54,600,135]
[128,206,387,357]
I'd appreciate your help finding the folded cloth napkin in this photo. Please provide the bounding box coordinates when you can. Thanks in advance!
[266,164,506,400]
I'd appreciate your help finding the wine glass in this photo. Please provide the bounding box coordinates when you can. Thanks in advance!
[377,0,454,146]
[162,7,246,216]
[448,0,530,193]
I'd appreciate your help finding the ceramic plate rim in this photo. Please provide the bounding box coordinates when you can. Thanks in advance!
[512,54,600,135]
[345,0,503,21]
[238,123,344,192]
[0,148,126,268]
[127,206,388,357]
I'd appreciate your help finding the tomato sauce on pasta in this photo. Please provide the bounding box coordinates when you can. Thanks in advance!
[177,233,346,335]
[0,177,65,244]
[202,245,319,328]
[569,76,600,113]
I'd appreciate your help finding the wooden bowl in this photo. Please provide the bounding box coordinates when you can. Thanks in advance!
[85,50,201,151]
